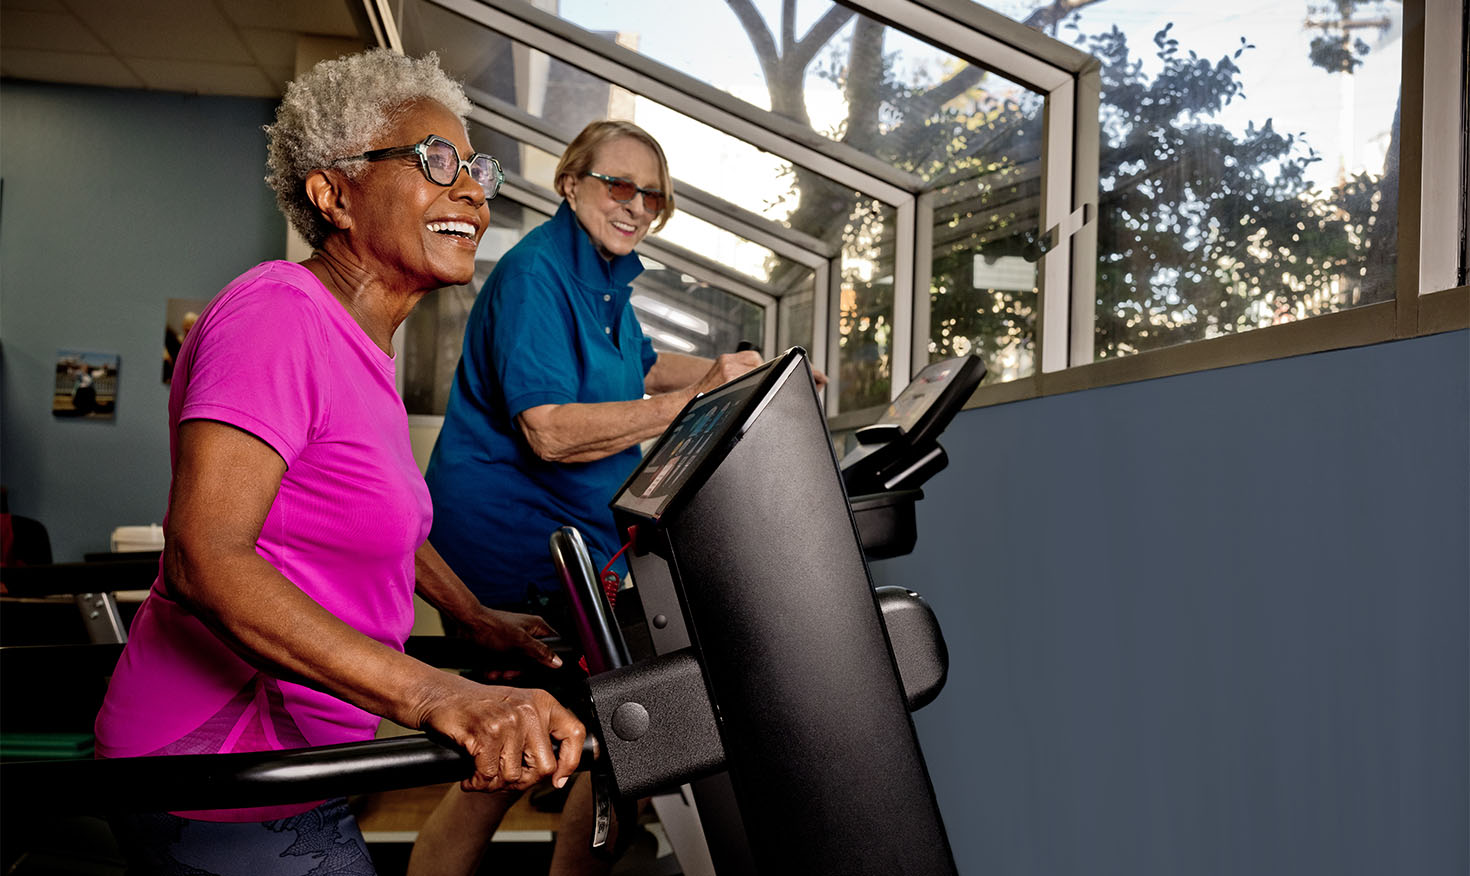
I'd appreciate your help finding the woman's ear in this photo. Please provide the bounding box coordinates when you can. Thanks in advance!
[558,173,577,208]
[304,169,352,233]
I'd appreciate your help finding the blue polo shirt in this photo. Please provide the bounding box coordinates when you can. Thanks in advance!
[425,202,657,606]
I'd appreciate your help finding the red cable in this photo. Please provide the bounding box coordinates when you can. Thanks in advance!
[598,525,637,608]
[580,527,638,674]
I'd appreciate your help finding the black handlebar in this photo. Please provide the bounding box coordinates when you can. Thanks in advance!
[550,527,630,674]
[0,733,598,817]
[3,734,470,815]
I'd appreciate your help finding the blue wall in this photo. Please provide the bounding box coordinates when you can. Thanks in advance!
[872,330,1469,875]
[0,81,284,560]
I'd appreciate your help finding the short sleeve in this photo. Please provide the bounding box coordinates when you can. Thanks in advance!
[177,282,326,467]
[489,268,581,419]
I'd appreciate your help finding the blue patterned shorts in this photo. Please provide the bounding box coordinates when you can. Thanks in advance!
[108,797,375,875]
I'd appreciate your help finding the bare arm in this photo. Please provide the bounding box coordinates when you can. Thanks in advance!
[415,540,563,672]
[518,351,765,464]
[644,352,715,394]
[166,419,583,790]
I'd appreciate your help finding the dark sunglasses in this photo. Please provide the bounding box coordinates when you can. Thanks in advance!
[585,171,667,215]
[341,134,504,199]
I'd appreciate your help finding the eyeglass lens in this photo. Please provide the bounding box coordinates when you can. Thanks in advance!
[424,138,498,195]
[602,177,666,214]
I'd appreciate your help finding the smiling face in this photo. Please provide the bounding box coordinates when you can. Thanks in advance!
[563,136,662,260]
[341,99,489,290]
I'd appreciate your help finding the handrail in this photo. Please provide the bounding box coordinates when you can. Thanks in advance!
[0,734,474,815]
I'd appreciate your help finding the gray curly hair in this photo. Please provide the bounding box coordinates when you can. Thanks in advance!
[265,49,473,249]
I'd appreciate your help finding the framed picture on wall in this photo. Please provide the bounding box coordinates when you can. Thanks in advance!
[53,350,119,419]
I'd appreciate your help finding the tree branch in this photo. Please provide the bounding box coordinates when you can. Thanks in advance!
[725,0,781,86]
[789,4,856,70]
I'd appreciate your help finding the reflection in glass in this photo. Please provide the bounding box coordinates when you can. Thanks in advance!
[778,286,816,359]
[924,75,1045,383]
[1001,0,1401,358]
[838,200,896,412]
[402,0,872,247]
[401,199,770,416]
[633,257,765,358]
[553,0,1001,177]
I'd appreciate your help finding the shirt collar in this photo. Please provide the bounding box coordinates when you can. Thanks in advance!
[552,200,645,291]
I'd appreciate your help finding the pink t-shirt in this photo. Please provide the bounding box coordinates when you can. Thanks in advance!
[94,261,432,821]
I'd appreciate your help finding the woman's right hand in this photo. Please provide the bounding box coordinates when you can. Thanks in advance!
[689,350,764,396]
[418,676,586,793]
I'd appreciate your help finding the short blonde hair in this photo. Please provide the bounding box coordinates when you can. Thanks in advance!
[555,120,675,233]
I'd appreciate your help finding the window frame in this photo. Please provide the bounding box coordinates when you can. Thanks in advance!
[393,0,1466,432]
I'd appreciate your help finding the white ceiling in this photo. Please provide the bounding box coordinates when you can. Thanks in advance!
[0,0,375,99]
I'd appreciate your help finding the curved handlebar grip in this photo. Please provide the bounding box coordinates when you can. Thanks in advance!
[2,735,471,815]
[550,526,630,674]
[0,733,600,816]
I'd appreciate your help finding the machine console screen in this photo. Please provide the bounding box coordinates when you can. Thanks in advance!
[612,363,772,521]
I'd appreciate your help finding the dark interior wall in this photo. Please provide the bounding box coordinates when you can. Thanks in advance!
[0,80,284,560]
[872,329,1470,876]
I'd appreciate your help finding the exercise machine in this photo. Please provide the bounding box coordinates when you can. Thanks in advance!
[842,353,986,559]
[579,347,957,875]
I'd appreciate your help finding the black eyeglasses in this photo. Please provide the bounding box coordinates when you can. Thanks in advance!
[341,134,503,199]
[584,171,667,215]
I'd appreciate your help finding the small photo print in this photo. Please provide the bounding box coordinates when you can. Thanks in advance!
[163,298,209,384]
[53,350,119,419]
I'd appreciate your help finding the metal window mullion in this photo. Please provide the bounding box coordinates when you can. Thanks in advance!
[1418,0,1466,293]
[494,175,785,312]
[636,241,779,312]
[1069,65,1101,367]
[437,0,916,204]
[1038,79,1076,374]
[891,198,916,399]
[495,174,561,216]
[468,94,836,266]
[869,0,1096,75]
[467,102,566,158]
[676,199,830,270]
[763,299,779,358]
[825,256,845,417]
[840,0,1074,91]
[811,261,830,374]
[911,190,936,377]
[363,0,404,52]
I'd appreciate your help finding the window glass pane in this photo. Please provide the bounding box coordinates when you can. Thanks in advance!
[401,199,771,415]
[414,1,844,300]
[549,0,1050,386]
[924,75,1044,383]
[999,0,1401,358]
[633,257,765,357]
[778,284,816,358]
[838,200,896,412]
[554,0,999,176]
[403,0,864,239]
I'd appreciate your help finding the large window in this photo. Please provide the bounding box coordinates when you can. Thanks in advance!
[1002,0,1403,359]
[391,0,1462,423]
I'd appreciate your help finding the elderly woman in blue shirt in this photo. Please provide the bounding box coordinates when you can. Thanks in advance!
[415,120,767,875]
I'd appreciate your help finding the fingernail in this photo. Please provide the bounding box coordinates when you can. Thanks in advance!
[554,776,567,788]
[551,656,563,667]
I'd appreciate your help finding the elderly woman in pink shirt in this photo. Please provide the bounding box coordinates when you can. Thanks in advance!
[95,49,584,875]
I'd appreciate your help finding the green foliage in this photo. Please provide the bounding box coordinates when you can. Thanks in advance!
[741,1,1397,402]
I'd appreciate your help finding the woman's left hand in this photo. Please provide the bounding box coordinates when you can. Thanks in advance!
[414,541,564,678]
[460,605,563,680]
